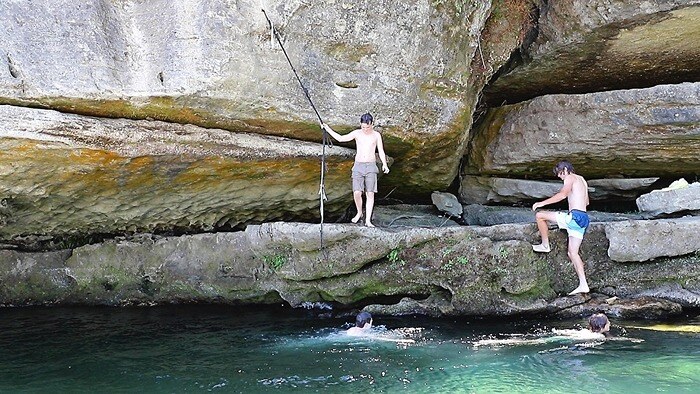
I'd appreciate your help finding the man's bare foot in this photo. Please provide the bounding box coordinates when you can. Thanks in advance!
[351,214,362,224]
[532,244,551,253]
[365,222,375,228]
[568,285,589,295]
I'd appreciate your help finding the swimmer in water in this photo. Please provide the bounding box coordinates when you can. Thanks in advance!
[587,313,611,337]
[474,313,626,347]
[346,311,373,336]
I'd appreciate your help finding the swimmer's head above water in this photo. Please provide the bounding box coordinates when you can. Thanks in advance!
[355,312,373,329]
[346,312,373,335]
[588,313,610,334]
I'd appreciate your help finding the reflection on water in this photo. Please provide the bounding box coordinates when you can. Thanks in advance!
[0,305,698,393]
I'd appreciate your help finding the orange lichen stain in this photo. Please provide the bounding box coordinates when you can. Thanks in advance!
[167,156,353,194]
[70,149,122,166]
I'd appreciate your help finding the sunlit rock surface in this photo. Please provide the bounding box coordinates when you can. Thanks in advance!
[0,105,355,249]
[484,3,700,105]
[606,217,700,262]
[466,83,700,179]
[0,0,534,198]
[636,182,700,216]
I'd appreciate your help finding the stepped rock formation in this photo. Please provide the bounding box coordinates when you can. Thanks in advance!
[1,222,697,318]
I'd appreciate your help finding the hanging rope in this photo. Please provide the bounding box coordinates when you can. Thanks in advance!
[262,9,332,252]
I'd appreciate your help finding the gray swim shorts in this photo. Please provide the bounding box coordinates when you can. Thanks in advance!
[352,162,379,192]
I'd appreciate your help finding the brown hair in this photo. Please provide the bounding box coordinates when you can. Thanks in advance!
[553,161,575,176]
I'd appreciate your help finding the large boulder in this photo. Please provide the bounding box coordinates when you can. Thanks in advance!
[484,3,700,105]
[636,181,700,216]
[0,105,355,249]
[605,217,700,262]
[466,82,700,179]
[0,0,534,198]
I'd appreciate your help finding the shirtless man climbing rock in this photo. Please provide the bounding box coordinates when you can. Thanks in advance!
[321,113,389,228]
[531,161,591,295]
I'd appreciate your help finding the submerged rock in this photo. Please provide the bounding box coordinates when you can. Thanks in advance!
[555,294,683,319]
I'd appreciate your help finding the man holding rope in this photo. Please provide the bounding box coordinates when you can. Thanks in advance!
[322,113,389,227]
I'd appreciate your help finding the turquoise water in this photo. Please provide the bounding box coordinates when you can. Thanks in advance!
[0,305,698,393]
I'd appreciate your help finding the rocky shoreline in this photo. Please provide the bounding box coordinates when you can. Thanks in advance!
[2,204,698,320]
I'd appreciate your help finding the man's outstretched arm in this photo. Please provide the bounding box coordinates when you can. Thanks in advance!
[532,177,573,210]
[321,123,355,143]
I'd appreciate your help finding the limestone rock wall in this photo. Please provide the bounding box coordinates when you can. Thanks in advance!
[0,0,533,199]
[484,2,700,105]
[466,82,700,181]
[0,105,355,249]
[1,221,698,318]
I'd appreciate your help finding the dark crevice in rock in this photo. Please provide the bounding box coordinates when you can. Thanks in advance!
[480,0,544,107]
[349,293,432,310]
[7,54,19,78]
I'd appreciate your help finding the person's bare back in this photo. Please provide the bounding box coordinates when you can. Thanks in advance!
[565,173,589,212]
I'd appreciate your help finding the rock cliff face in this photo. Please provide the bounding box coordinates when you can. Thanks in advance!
[0,0,699,316]
[0,0,531,201]
[466,82,700,179]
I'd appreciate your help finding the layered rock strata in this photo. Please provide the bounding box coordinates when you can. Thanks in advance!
[484,3,700,104]
[0,105,355,249]
[1,221,697,319]
[467,82,700,179]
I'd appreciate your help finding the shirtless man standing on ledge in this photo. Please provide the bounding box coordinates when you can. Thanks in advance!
[531,161,591,295]
[321,113,390,227]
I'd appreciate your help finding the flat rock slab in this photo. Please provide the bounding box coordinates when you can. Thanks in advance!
[636,182,700,216]
[463,205,643,226]
[460,176,659,204]
[606,217,700,262]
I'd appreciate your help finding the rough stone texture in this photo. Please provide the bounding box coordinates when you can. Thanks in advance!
[467,83,700,179]
[554,294,683,319]
[636,182,700,215]
[431,191,462,218]
[462,205,643,226]
[368,205,460,228]
[484,3,700,105]
[0,0,533,198]
[1,221,698,318]
[606,217,700,262]
[0,105,356,248]
[459,175,659,205]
